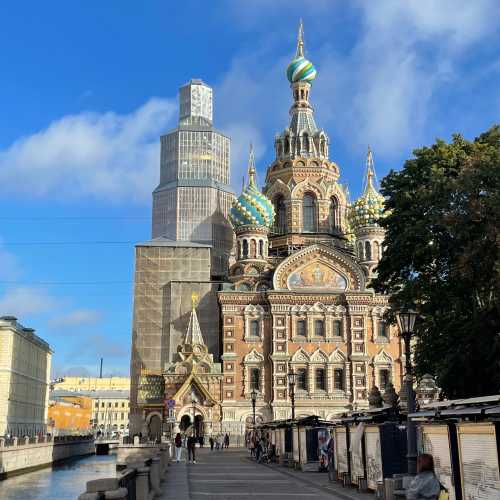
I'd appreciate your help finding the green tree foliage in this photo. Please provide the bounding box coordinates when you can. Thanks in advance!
[372,125,500,398]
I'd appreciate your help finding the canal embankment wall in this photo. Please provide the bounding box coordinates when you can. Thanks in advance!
[0,435,95,479]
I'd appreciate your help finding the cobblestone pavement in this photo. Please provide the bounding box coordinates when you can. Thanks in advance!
[163,447,362,500]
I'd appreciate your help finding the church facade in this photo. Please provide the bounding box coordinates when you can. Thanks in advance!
[130,23,403,438]
[218,23,402,436]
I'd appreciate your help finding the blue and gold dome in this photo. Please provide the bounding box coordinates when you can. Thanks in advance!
[230,146,275,229]
[350,147,386,229]
[286,20,317,84]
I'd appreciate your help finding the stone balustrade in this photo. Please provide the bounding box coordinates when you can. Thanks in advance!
[78,446,170,500]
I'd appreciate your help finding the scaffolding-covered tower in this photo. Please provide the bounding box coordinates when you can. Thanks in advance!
[152,79,234,279]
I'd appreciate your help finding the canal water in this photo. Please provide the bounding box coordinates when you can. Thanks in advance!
[0,452,117,500]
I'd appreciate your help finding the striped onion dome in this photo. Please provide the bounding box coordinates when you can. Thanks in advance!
[286,20,317,83]
[350,148,386,229]
[230,146,275,229]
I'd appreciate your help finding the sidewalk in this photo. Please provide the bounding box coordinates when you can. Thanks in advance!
[159,460,190,500]
[260,460,375,500]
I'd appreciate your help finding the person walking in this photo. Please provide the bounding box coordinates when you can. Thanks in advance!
[224,433,230,449]
[174,433,183,463]
[406,454,442,500]
[187,435,197,464]
[209,436,214,451]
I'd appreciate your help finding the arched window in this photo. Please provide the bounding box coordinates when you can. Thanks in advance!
[379,369,390,390]
[250,368,260,391]
[365,241,372,261]
[274,195,286,233]
[373,241,380,261]
[315,368,326,391]
[302,193,317,232]
[334,368,344,390]
[357,242,364,260]
[250,320,259,337]
[250,239,256,259]
[284,136,290,155]
[329,196,339,230]
[303,133,309,152]
[297,368,307,390]
[259,240,264,257]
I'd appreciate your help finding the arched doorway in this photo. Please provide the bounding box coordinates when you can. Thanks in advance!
[180,415,192,431]
[148,414,161,441]
[194,415,204,438]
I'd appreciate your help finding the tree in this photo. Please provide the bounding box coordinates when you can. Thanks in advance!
[372,125,500,398]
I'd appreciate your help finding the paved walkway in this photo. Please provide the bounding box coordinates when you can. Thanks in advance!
[161,448,373,500]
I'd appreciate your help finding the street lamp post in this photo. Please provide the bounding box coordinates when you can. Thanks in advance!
[396,307,419,475]
[191,392,196,438]
[250,388,257,426]
[287,370,297,420]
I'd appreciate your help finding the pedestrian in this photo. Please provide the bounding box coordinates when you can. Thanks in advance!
[406,454,442,500]
[199,435,204,448]
[187,435,196,464]
[174,432,183,462]
[209,436,214,451]
[224,433,230,449]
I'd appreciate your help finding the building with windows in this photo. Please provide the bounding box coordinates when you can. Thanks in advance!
[52,376,130,392]
[217,22,403,436]
[0,316,52,437]
[48,392,92,436]
[90,390,130,435]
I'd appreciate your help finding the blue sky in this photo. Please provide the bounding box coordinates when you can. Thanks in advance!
[0,1,498,377]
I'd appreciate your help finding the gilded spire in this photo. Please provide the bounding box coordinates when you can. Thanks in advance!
[364,145,377,194]
[247,143,257,188]
[191,291,199,309]
[296,19,304,58]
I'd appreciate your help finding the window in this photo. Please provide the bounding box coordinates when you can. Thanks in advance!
[380,369,390,390]
[296,320,306,337]
[297,368,307,390]
[250,320,259,337]
[314,319,325,337]
[242,240,249,258]
[315,368,326,391]
[259,240,264,257]
[122,402,125,408]
[95,402,99,408]
[334,369,344,390]
[115,402,118,408]
[250,368,260,391]
[121,413,124,420]
[365,241,372,261]
[302,193,317,232]
[333,320,342,337]
[274,195,286,233]
[378,321,388,338]
[101,402,105,408]
[330,196,339,230]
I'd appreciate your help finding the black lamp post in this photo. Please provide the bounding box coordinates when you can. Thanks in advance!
[396,307,419,475]
[191,392,196,437]
[250,388,257,426]
[287,370,297,420]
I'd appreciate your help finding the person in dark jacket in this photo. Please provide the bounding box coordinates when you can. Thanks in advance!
[187,435,197,463]
[209,436,214,451]
[224,433,230,449]
[407,454,442,500]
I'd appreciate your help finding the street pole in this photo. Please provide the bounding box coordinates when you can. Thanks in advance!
[287,370,296,420]
[251,389,257,426]
[396,308,418,476]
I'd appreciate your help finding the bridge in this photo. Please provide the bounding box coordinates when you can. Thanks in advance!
[94,438,120,455]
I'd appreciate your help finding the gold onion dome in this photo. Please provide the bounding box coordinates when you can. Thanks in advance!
[286,20,317,84]
[230,145,275,229]
[350,147,386,229]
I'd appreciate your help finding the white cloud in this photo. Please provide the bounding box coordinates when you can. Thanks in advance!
[49,308,102,328]
[0,286,59,317]
[0,98,176,202]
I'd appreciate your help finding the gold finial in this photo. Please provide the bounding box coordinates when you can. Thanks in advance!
[191,292,199,309]
[296,19,304,58]
[365,145,376,192]
[248,143,257,188]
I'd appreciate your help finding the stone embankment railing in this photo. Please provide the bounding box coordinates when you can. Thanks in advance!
[78,445,170,500]
[0,434,95,479]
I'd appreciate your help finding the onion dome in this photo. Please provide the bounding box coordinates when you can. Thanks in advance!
[286,20,317,83]
[350,147,386,229]
[230,145,275,229]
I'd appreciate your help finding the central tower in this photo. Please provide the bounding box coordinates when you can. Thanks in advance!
[264,22,350,255]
